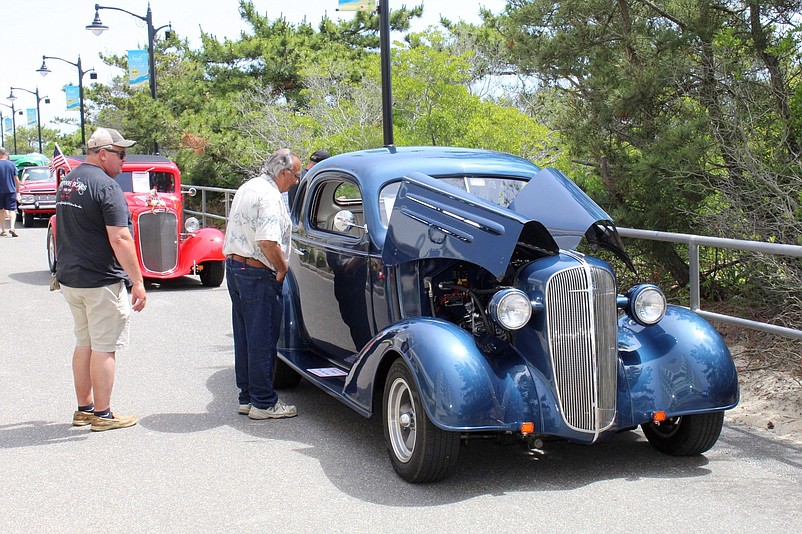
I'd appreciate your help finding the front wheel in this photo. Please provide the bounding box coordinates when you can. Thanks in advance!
[199,261,224,287]
[23,212,34,227]
[382,359,460,483]
[642,412,724,455]
[47,225,57,273]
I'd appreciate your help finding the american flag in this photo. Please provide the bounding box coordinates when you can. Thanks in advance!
[49,143,71,175]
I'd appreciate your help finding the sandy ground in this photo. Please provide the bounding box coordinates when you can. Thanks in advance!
[727,346,802,445]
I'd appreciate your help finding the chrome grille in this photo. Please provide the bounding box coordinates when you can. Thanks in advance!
[137,211,178,273]
[546,263,618,435]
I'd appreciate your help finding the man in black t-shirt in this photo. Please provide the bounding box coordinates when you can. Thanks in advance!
[55,127,146,432]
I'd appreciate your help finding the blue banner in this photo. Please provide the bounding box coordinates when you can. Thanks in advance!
[338,0,376,11]
[65,85,80,111]
[27,108,37,127]
[3,117,10,134]
[128,49,149,90]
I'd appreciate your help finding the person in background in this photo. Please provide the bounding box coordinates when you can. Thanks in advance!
[55,127,145,432]
[0,147,20,237]
[223,148,302,420]
[287,149,330,208]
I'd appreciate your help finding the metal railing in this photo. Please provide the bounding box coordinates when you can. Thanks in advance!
[182,184,235,226]
[182,183,802,340]
[618,228,802,340]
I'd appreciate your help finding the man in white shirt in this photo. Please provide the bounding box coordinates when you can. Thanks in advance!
[223,148,302,419]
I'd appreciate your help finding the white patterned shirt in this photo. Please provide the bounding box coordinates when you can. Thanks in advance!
[223,174,291,271]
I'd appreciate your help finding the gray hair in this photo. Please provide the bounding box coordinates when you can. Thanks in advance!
[264,148,299,179]
[0,147,8,157]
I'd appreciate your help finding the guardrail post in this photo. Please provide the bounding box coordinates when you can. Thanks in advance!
[225,191,230,222]
[201,189,207,228]
[689,238,700,312]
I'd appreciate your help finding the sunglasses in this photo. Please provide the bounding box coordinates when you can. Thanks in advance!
[104,147,126,160]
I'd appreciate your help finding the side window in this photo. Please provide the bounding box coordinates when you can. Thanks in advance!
[151,172,175,193]
[379,182,401,226]
[310,178,364,237]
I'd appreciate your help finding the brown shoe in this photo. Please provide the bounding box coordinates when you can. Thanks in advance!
[90,413,138,432]
[72,410,95,426]
[9,230,18,237]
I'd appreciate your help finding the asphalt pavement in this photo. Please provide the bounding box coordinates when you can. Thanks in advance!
[1,224,801,533]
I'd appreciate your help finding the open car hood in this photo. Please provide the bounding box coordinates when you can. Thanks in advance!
[383,172,559,279]
[508,168,632,270]
[383,169,633,277]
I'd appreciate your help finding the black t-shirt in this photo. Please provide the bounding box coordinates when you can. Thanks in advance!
[55,163,133,288]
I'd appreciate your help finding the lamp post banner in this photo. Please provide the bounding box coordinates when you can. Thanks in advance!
[338,0,376,11]
[27,109,37,127]
[3,117,10,134]
[65,85,80,111]
[128,49,149,90]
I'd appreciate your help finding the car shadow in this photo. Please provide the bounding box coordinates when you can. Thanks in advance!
[139,367,718,505]
[8,270,221,291]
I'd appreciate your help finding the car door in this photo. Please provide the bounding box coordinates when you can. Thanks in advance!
[291,174,373,361]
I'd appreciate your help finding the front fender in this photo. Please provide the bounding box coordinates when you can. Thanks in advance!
[618,305,739,424]
[177,228,225,273]
[343,318,539,432]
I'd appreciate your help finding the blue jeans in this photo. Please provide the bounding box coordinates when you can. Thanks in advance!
[226,257,284,409]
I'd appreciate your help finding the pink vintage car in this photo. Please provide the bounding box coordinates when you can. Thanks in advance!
[17,166,57,227]
[47,155,225,286]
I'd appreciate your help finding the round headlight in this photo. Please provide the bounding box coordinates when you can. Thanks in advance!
[627,284,666,326]
[20,194,35,204]
[488,289,532,331]
[184,217,200,233]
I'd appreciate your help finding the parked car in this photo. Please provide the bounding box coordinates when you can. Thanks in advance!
[10,152,50,171]
[48,154,225,287]
[275,146,740,483]
[17,166,56,227]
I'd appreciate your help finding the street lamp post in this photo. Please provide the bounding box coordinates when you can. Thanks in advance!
[86,2,171,153]
[37,55,97,153]
[378,0,394,147]
[8,87,49,154]
[0,102,20,154]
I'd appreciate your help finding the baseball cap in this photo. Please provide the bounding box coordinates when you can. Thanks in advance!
[87,127,137,149]
[309,149,331,163]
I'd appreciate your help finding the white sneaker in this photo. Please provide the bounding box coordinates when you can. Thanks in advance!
[238,403,252,415]
[248,400,297,419]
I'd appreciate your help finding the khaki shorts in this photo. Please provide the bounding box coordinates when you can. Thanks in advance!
[61,281,131,352]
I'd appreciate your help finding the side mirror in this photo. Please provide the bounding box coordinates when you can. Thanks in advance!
[332,210,366,233]
[332,210,355,232]
[185,187,197,197]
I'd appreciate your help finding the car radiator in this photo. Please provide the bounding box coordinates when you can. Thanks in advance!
[546,263,618,436]
[137,211,179,273]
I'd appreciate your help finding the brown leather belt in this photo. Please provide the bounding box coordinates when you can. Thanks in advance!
[227,254,271,270]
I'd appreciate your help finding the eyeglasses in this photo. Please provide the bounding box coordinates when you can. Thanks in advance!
[103,147,126,160]
[285,168,301,180]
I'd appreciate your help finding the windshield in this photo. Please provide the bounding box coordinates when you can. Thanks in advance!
[379,176,528,226]
[114,171,175,193]
[20,168,52,182]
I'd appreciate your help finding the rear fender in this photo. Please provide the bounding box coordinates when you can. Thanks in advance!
[343,317,540,432]
[278,269,307,350]
[618,305,739,424]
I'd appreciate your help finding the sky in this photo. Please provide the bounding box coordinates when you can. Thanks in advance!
[0,0,506,145]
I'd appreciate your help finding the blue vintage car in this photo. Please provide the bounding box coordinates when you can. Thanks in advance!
[275,146,739,483]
